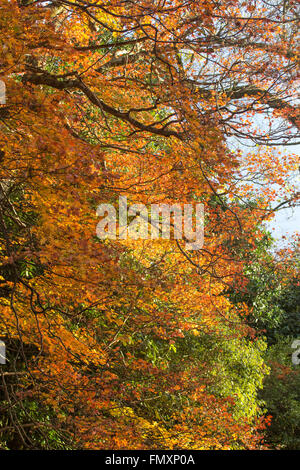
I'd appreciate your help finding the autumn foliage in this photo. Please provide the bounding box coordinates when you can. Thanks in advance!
[0,0,299,449]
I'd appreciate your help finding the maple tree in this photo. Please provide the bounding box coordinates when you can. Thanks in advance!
[0,0,299,449]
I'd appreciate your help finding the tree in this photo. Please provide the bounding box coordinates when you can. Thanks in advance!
[227,231,300,449]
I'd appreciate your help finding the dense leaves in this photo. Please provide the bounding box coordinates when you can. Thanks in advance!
[0,0,299,449]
